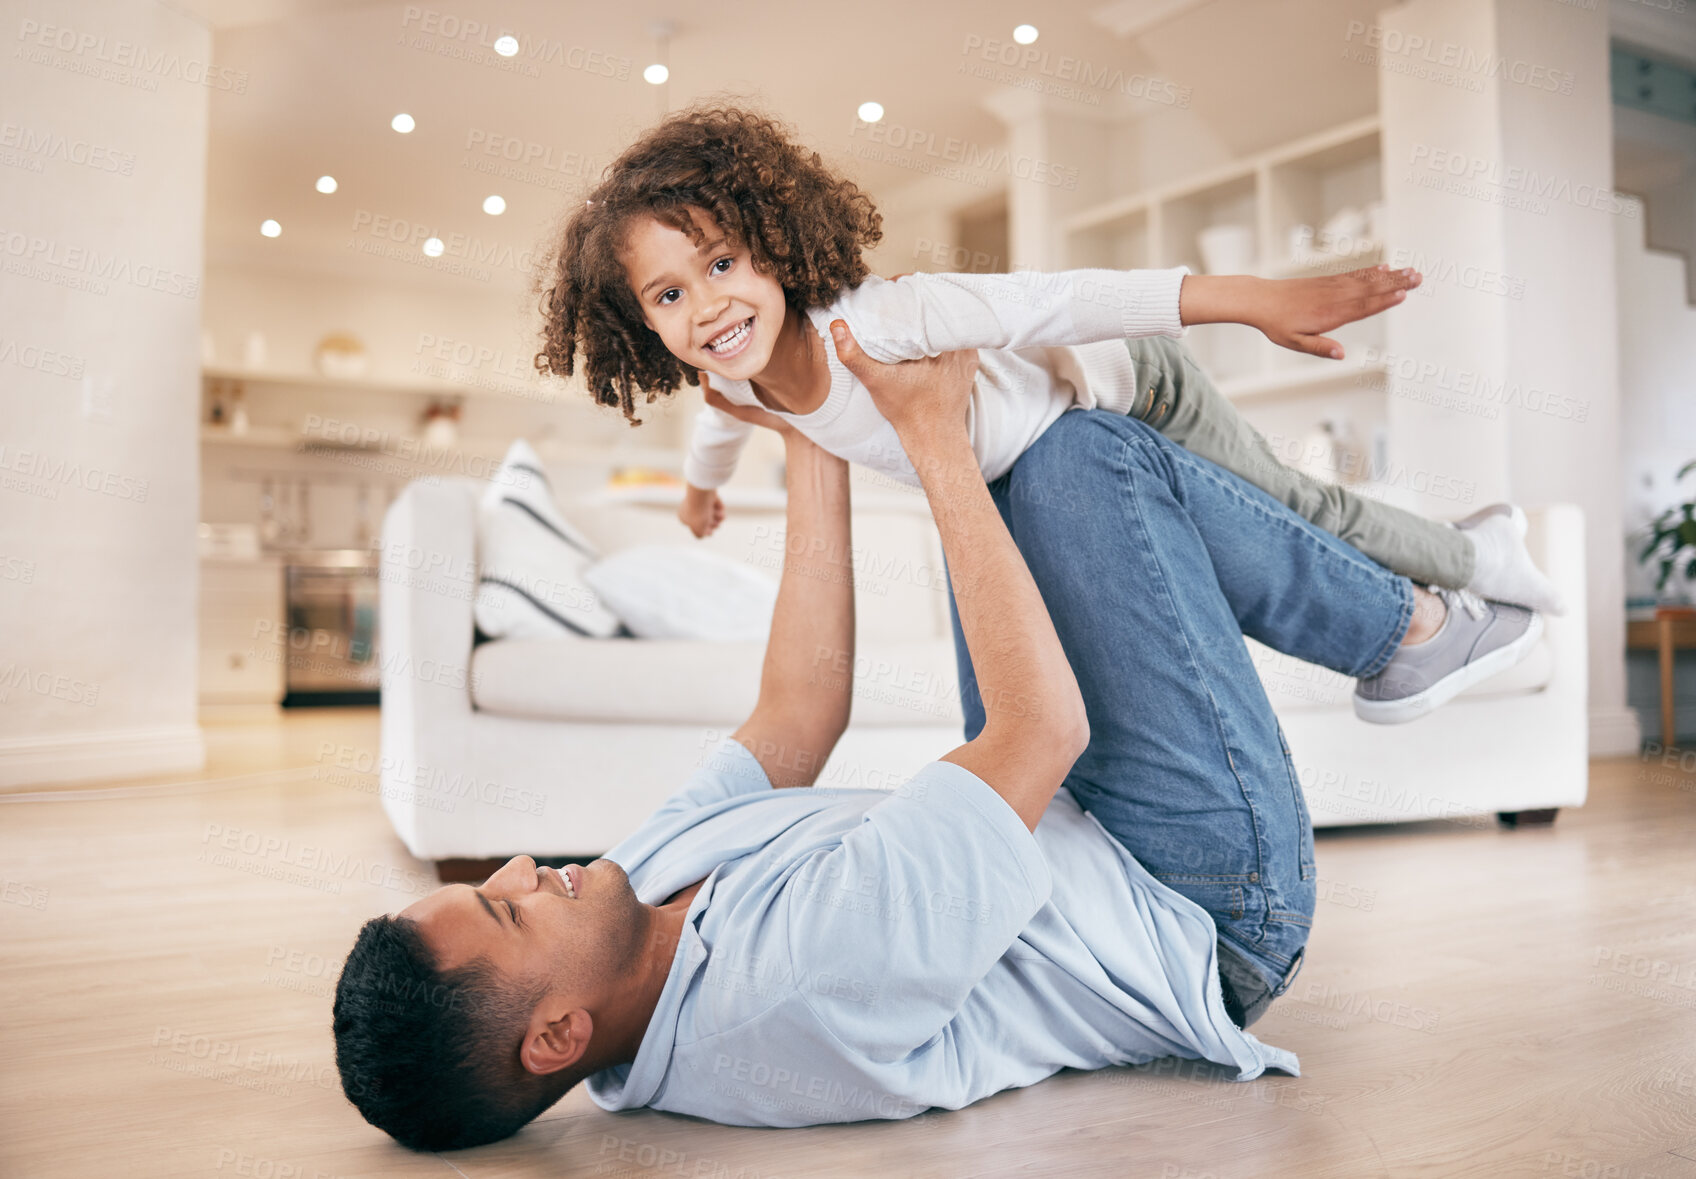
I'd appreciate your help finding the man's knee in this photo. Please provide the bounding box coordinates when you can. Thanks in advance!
[1007,411,1164,512]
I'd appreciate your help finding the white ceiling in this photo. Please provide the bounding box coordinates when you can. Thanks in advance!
[194,0,1385,292]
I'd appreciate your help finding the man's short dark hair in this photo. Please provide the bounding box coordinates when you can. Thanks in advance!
[332,914,575,1151]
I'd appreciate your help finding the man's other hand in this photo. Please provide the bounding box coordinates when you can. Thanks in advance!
[826,320,977,446]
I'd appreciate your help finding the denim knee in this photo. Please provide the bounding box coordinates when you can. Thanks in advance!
[1014,410,1172,511]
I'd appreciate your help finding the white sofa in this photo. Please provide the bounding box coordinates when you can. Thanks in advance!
[378,477,968,874]
[377,476,1588,875]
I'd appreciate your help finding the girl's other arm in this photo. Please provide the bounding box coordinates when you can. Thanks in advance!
[870,263,1422,364]
[678,389,755,538]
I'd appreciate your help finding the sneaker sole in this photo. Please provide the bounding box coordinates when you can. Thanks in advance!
[1353,610,1545,725]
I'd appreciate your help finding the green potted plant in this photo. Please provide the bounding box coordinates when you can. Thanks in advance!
[1639,459,1696,604]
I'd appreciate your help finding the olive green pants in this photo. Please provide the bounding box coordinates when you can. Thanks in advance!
[1122,336,1474,589]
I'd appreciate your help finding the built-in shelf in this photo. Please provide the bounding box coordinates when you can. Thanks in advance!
[1218,360,1389,404]
[200,425,521,456]
[588,483,932,515]
[199,426,684,471]
[200,426,305,449]
[201,365,570,404]
[1266,241,1385,280]
[1063,115,1380,240]
[1067,114,1390,407]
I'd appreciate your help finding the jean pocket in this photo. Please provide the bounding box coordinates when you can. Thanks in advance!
[1151,876,1248,926]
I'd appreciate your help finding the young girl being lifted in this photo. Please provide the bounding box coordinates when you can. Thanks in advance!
[534,101,1559,724]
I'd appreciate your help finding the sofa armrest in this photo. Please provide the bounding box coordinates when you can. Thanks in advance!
[378,478,481,856]
[1525,502,1587,728]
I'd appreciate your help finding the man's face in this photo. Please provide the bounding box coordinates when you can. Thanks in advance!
[622,205,789,382]
[401,855,644,1013]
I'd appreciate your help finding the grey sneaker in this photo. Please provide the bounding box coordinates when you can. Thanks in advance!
[1353,588,1544,724]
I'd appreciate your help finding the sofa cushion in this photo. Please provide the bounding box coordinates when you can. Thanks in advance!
[1248,632,1556,714]
[563,496,951,646]
[471,636,965,727]
[583,544,777,640]
[470,628,1552,727]
[474,441,624,640]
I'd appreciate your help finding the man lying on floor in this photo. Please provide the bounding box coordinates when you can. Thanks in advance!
[333,322,1460,1151]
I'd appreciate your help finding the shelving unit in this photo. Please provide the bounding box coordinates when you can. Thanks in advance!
[588,482,933,516]
[1062,115,1392,487]
[196,362,694,566]
[198,424,683,472]
[201,364,571,405]
[1216,358,1388,404]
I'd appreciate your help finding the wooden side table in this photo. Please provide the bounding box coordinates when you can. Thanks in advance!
[1626,607,1696,747]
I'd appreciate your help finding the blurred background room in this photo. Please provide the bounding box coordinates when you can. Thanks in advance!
[3,0,1696,1174]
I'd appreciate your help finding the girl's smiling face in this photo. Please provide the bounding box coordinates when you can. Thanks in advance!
[622,206,789,380]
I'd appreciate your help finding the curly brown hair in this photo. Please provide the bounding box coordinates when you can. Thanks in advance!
[533,99,883,425]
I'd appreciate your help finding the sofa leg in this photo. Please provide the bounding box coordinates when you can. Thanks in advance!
[1496,808,1559,828]
[434,855,596,884]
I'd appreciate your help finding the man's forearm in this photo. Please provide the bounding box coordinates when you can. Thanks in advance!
[737,434,855,787]
[903,425,1088,830]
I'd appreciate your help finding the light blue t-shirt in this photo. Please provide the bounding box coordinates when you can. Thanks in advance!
[584,738,1298,1126]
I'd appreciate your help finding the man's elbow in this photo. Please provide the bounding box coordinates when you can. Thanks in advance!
[1056,702,1091,766]
[1006,692,1089,769]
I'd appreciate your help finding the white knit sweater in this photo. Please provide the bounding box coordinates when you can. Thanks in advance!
[682,266,1191,490]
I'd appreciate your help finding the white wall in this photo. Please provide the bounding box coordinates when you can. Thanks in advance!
[1614,104,1696,311]
[204,264,545,391]
[1615,193,1696,740]
[1614,200,1696,604]
[0,0,211,784]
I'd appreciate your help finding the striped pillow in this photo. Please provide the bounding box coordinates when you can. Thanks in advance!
[473,441,624,640]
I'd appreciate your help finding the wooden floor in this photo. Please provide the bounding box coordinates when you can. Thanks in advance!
[3,708,1694,1178]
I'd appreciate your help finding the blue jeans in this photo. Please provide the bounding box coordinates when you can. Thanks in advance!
[946,410,1414,1025]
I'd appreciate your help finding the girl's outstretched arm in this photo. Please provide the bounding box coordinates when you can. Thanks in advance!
[1178,264,1421,360]
[869,263,1420,364]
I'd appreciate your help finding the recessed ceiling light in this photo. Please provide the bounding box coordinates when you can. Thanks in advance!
[643,63,668,85]
[493,34,518,57]
[391,113,415,134]
[315,175,337,194]
[483,194,506,215]
[422,237,444,257]
[260,219,281,237]
[858,101,884,123]
[1014,24,1039,44]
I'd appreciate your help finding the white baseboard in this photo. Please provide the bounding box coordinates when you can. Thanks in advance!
[0,724,206,789]
[1589,705,1644,758]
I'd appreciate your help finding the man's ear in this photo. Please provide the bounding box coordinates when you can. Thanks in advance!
[520,1006,592,1077]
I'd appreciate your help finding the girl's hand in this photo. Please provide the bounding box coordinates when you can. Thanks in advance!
[678,483,725,538]
[1180,264,1422,361]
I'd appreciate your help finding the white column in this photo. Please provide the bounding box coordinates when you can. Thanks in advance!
[1379,0,1635,752]
[1494,0,1634,753]
[981,89,1115,270]
[1378,0,1514,513]
[0,0,210,784]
